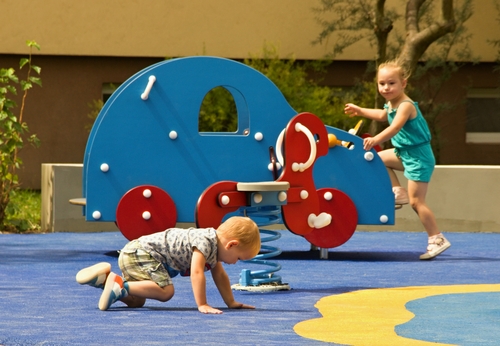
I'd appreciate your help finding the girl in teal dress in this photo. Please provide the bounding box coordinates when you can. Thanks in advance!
[344,60,450,260]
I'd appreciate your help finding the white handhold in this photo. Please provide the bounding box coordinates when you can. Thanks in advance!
[143,189,152,198]
[141,75,156,100]
[293,122,317,172]
[142,211,151,220]
[308,212,332,229]
[92,211,101,220]
[100,163,109,172]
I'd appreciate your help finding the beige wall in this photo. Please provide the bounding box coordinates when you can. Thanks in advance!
[1,0,499,61]
[358,166,500,233]
[42,164,500,234]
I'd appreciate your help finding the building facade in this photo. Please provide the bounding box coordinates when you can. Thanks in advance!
[1,0,499,189]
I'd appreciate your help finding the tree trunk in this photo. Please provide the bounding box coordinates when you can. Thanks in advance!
[399,0,456,75]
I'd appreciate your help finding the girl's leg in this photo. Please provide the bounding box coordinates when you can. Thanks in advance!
[378,149,408,204]
[408,180,451,259]
[378,149,404,187]
[407,180,439,237]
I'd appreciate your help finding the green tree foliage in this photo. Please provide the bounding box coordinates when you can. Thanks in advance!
[490,0,500,67]
[199,86,238,132]
[0,41,41,231]
[199,44,359,133]
[313,0,474,162]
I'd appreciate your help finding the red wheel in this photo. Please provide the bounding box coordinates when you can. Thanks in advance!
[304,188,358,249]
[116,185,177,240]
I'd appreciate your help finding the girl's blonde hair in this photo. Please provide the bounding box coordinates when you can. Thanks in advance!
[217,216,261,255]
[378,59,411,80]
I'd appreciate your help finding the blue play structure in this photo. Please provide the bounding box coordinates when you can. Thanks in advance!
[80,56,395,287]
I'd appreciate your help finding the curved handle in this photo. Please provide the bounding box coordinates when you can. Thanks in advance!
[293,122,317,172]
[275,128,285,167]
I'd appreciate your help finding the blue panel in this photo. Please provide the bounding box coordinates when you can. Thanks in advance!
[83,56,394,226]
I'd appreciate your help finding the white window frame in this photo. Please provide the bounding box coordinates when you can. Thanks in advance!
[466,88,500,144]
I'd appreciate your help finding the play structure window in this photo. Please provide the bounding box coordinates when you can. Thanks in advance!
[198,86,249,135]
[466,88,500,144]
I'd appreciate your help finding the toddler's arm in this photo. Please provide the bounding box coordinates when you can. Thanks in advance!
[190,249,223,314]
[211,262,255,310]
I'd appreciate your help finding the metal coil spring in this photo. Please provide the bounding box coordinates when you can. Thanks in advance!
[237,206,285,286]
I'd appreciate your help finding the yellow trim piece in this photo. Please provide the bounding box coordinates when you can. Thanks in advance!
[294,284,500,346]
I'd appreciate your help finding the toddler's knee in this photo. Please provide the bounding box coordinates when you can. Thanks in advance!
[158,286,174,302]
[128,296,146,308]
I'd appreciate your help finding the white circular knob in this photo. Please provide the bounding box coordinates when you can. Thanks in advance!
[253,193,263,204]
[143,189,152,198]
[92,211,101,220]
[169,131,178,140]
[324,191,333,201]
[221,195,230,205]
[380,215,389,223]
[100,163,109,172]
[364,152,374,161]
[254,132,263,141]
[278,191,287,202]
[142,211,151,220]
[300,190,309,199]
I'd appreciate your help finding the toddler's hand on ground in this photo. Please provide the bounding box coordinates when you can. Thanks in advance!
[198,304,223,314]
[227,301,255,309]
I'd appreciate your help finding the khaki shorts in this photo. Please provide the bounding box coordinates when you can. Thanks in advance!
[118,240,173,287]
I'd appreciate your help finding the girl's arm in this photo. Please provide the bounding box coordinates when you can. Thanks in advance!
[211,262,255,310]
[190,248,222,314]
[344,103,387,122]
[363,102,414,150]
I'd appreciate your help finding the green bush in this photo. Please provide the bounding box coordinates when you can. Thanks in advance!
[0,41,42,232]
[4,189,41,233]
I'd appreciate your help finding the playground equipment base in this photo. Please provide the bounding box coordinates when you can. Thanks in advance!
[232,282,291,292]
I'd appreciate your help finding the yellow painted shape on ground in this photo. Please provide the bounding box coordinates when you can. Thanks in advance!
[294,284,500,346]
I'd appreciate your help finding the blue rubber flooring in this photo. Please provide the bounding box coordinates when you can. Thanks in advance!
[1,230,500,345]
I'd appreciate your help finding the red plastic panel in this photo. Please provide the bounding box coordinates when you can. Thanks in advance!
[304,188,358,249]
[196,181,242,228]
